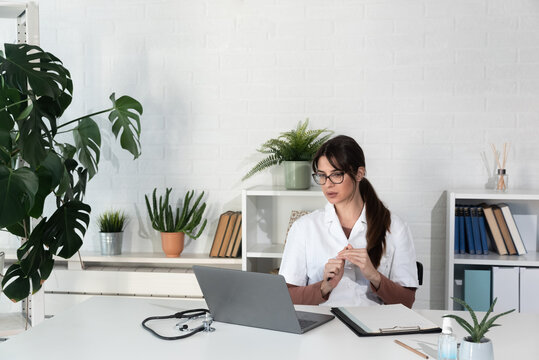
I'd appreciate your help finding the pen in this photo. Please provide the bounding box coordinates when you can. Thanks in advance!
[394,339,429,359]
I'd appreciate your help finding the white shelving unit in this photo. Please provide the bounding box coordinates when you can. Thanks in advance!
[445,190,539,310]
[241,186,326,272]
[0,1,41,338]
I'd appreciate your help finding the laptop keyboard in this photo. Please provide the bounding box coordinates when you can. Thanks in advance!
[298,318,317,329]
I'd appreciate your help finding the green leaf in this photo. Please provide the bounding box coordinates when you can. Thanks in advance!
[73,117,101,179]
[6,217,30,238]
[108,93,143,159]
[29,152,64,218]
[57,143,77,160]
[0,165,39,228]
[45,200,91,258]
[17,100,51,167]
[1,263,30,302]
[0,76,21,132]
[0,43,72,100]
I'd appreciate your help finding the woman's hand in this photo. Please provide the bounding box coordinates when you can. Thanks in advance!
[337,244,382,289]
[320,257,345,298]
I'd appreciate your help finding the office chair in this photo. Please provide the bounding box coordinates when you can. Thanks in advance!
[416,261,423,286]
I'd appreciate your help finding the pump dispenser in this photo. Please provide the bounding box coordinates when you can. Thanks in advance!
[438,317,457,360]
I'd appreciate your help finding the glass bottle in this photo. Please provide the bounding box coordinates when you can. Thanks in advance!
[438,317,457,360]
[495,168,508,191]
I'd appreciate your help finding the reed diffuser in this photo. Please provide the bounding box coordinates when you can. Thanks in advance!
[491,143,509,191]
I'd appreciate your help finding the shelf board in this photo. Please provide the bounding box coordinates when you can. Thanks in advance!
[3,251,242,266]
[454,252,539,267]
[74,252,242,265]
[246,243,285,258]
[450,189,539,201]
[244,186,324,197]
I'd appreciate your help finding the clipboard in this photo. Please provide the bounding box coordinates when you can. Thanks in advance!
[331,304,442,337]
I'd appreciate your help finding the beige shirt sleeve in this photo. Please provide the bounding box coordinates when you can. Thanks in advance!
[286,281,328,305]
[370,273,416,308]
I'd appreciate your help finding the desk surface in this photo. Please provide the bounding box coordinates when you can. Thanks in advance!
[1,296,537,360]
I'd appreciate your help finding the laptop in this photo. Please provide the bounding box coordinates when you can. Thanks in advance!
[193,265,334,334]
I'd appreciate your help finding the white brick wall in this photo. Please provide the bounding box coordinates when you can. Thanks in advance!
[2,0,539,310]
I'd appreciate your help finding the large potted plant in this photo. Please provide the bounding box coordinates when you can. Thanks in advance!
[242,119,333,189]
[444,297,515,360]
[97,210,128,256]
[0,43,143,302]
[145,188,207,257]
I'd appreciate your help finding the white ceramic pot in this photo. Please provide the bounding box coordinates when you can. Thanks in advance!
[459,336,494,360]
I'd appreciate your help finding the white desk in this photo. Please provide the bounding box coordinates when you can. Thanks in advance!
[1,296,537,359]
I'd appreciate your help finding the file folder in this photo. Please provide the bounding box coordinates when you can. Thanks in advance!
[492,267,519,313]
[331,304,442,337]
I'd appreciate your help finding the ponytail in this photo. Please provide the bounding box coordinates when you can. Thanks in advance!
[359,178,391,268]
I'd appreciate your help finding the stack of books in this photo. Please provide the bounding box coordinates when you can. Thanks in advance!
[209,211,242,258]
[454,203,527,256]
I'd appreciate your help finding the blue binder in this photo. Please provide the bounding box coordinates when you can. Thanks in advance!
[464,269,491,311]
[470,207,483,254]
[458,209,466,254]
[477,207,490,255]
[455,206,464,254]
[463,207,475,254]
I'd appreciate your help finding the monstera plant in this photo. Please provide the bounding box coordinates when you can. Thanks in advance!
[0,43,143,302]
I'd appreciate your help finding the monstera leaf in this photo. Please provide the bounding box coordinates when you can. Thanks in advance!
[44,200,91,258]
[1,219,55,301]
[73,117,101,179]
[0,43,72,100]
[29,152,65,218]
[0,165,39,228]
[108,93,143,159]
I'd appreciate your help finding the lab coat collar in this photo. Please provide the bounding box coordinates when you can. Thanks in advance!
[324,202,367,235]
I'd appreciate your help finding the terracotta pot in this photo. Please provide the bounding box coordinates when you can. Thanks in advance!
[160,232,185,257]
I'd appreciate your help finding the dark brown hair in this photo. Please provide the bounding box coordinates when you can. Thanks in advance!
[312,135,391,268]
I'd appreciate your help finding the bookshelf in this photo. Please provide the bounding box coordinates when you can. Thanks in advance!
[242,186,326,273]
[445,190,539,310]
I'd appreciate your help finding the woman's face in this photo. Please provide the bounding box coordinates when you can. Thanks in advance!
[315,156,363,206]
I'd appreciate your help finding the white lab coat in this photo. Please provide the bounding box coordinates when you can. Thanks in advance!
[279,202,418,307]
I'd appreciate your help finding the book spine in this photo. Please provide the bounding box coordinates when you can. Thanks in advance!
[463,207,475,255]
[470,207,483,254]
[477,208,490,255]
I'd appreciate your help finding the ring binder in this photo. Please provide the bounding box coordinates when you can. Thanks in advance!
[331,304,442,337]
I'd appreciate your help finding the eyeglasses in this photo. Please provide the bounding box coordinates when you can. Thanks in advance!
[312,172,345,185]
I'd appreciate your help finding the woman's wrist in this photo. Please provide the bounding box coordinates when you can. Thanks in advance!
[320,281,332,299]
[370,271,382,290]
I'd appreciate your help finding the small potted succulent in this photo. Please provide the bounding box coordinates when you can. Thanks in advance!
[97,210,128,255]
[242,119,333,189]
[443,297,515,360]
[145,188,207,257]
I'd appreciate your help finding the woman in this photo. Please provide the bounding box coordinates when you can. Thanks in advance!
[279,135,418,308]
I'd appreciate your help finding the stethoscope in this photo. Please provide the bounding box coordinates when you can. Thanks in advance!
[142,308,215,340]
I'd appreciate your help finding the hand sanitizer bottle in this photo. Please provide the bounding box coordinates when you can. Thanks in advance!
[438,317,457,360]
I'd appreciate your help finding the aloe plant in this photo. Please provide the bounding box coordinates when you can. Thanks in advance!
[443,297,515,343]
[145,188,207,239]
[242,119,333,180]
[98,210,128,233]
[0,43,143,302]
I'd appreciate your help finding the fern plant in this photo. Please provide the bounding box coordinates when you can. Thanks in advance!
[242,119,333,180]
[97,210,128,233]
[443,297,515,343]
[145,188,207,239]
